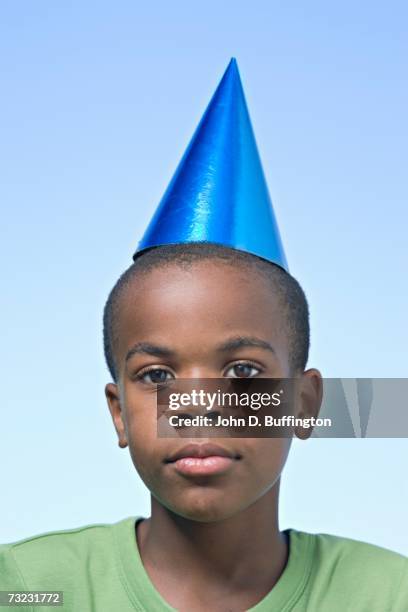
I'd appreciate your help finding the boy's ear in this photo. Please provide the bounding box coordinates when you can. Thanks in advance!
[294,368,323,440]
[105,383,128,448]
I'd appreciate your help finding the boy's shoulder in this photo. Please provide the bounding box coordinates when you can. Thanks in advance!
[0,517,135,590]
[300,528,407,565]
[1,519,119,556]
[291,529,408,610]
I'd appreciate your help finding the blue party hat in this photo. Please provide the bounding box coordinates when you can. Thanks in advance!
[134,58,288,271]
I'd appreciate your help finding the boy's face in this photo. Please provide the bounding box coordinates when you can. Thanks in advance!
[106,261,321,522]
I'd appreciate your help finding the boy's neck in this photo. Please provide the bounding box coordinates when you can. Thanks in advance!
[135,483,288,610]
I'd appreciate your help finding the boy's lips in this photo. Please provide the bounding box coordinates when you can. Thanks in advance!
[164,443,241,477]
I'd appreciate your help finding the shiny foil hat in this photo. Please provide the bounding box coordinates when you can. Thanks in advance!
[133,58,288,271]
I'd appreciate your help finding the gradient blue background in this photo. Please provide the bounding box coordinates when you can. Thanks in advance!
[1,1,407,554]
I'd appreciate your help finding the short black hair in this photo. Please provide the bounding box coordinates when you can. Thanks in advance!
[103,242,310,381]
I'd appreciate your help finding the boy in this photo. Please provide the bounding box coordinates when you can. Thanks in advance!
[1,60,407,611]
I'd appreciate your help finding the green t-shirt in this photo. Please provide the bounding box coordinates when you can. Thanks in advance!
[0,517,407,611]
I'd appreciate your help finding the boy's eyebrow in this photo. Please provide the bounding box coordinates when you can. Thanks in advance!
[125,337,275,362]
[125,342,174,361]
[216,336,276,354]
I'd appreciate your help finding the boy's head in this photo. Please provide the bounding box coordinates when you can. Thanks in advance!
[104,242,322,522]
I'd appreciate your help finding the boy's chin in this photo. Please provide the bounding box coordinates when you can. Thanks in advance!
[161,493,250,523]
[171,506,240,523]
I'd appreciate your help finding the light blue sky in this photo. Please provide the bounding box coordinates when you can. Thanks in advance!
[1,1,407,554]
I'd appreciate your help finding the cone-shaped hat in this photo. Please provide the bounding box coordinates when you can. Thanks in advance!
[134,58,288,271]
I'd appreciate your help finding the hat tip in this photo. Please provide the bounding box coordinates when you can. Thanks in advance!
[224,57,240,80]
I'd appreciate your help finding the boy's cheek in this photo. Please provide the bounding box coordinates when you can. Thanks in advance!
[262,438,292,475]
[236,438,292,489]
[126,435,167,493]
[122,389,160,435]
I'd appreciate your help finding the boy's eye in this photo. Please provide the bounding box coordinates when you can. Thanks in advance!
[224,363,261,378]
[138,368,174,384]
